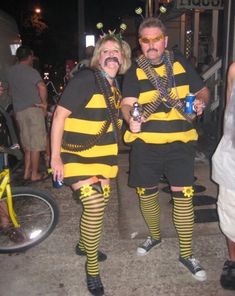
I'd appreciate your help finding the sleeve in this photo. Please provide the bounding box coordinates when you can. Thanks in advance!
[122,64,140,99]
[174,50,205,93]
[58,70,95,112]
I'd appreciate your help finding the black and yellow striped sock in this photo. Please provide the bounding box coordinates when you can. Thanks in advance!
[173,190,194,259]
[137,187,161,240]
[77,184,110,254]
[78,185,105,276]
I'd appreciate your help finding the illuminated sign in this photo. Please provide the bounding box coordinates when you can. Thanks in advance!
[176,0,224,10]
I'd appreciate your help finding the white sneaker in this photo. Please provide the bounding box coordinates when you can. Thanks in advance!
[137,236,161,256]
[179,256,207,281]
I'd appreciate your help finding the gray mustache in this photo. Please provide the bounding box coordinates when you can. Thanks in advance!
[147,49,158,53]
[104,57,120,66]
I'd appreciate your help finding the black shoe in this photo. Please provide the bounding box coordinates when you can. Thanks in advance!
[86,274,104,296]
[220,260,235,290]
[75,244,107,261]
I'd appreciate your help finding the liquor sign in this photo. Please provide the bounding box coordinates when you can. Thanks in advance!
[176,0,224,10]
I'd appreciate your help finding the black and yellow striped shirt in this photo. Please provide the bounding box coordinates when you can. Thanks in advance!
[122,51,204,144]
[58,69,122,183]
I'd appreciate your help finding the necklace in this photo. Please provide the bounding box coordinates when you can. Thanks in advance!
[101,70,116,81]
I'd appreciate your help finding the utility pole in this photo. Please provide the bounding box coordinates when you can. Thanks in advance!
[78,0,85,61]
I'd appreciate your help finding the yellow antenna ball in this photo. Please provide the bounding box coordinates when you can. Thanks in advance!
[159,5,167,13]
[96,22,103,29]
[135,7,143,15]
[120,23,127,31]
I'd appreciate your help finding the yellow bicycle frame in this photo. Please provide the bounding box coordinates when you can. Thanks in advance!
[0,168,20,228]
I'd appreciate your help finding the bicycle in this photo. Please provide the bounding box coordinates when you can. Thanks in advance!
[0,145,59,253]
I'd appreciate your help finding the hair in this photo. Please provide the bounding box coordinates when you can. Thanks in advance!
[90,35,131,74]
[85,46,95,59]
[16,45,33,61]
[138,17,167,37]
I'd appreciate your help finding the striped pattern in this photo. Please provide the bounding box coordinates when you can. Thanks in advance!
[79,190,105,276]
[61,82,122,183]
[138,189,161,240]
[124,60,198,144]
[173,196,194,258]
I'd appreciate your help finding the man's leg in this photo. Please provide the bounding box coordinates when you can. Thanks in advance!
[136,187,161,255]
[30,150,41,181]
[24,150,31,180]
[172,186,206,281]
[228,238,235,261]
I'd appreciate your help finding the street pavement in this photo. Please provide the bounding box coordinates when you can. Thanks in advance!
[0,148,234,296]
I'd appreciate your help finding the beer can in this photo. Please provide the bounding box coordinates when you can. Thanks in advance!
[48,168,63,188]
[185,93,196,114]
[52,179,63,189]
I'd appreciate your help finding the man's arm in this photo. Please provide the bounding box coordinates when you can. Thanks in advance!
[226,62,235,104]
[36,80,48,113]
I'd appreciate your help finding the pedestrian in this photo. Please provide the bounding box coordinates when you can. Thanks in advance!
[121,17,209,281]
[50,34,131,295]
[212,61,235,291]
[7,45,48,182]
[0,81,25,243]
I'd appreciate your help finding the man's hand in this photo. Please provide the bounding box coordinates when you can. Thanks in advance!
[34,103,48,115]
[129,116,144,133]
[194,99,206,116]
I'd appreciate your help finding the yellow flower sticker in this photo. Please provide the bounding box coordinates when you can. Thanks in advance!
[137,187,145,196]
[103,185,111,198]
[80,184,94,197]
[182,186,194,198]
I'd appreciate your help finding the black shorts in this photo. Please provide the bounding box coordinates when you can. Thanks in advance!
[129,140,196,188]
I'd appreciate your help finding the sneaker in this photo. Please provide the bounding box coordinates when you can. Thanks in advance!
[75,244,107,262]
[137,236,161,256]
[220,260,235,290]
[179,256,207,281]
[85,263,104,296]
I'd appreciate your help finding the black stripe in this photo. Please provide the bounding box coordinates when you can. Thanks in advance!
[61,152,117,165]
[63,131,116,145]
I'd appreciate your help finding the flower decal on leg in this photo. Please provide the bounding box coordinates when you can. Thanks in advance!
[102,185,111,198]
[182,186,194,198]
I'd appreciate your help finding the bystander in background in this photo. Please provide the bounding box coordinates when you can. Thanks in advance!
[212,61,235,291]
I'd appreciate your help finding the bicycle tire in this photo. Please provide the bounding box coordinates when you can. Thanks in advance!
[0,186,59,253]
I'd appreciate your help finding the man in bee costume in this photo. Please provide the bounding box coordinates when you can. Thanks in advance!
[50,27,131,295]
[121,17,209,281]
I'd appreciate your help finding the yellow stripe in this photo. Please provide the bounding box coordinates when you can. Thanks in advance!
[61,143,118,157]
[64,163,118,178]
[124,129,198,144]
[147,109,185,120]
[86,94,106,108]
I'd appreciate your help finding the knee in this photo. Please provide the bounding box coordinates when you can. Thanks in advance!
[172,186,194,200]
[73,182,104,202]
[136,187,159,198]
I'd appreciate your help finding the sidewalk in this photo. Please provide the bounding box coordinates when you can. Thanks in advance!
[0,151,234,296]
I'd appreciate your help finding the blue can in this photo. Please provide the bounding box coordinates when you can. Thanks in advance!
[52,178,63,189]
[185,93,196,114]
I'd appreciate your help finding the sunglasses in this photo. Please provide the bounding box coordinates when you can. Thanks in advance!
[139,34,165,44]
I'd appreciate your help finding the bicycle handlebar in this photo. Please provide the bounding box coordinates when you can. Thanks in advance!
[0,144,23,160]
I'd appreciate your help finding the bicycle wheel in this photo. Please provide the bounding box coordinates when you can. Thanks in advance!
[0,186,59,253]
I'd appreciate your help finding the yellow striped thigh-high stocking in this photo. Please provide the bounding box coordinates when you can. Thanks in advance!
[172,187,194,259]
[78,182,105,276]
[137,187,161,240]
[76,184,111,254]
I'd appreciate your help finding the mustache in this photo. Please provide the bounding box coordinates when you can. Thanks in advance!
[147,48,158,53]
[104,57,120,66]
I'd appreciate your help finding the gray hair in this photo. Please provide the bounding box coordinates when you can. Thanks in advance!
[138,17,167,37]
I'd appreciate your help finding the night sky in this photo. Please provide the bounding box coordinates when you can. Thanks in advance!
[0,0,144,65]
